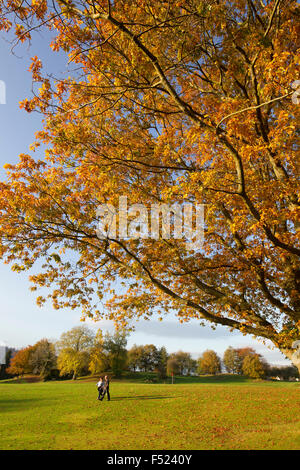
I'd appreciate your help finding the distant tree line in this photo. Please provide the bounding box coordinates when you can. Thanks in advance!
[222,346,299,380]
[6,326,129,381]
[4,326,299,381]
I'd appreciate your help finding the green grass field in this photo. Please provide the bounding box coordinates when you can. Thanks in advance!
[0,375,299,450]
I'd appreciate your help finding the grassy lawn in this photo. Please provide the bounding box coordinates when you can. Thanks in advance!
[0,375,299,450]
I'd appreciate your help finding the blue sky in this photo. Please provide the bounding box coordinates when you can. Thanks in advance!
[0,27,291,366]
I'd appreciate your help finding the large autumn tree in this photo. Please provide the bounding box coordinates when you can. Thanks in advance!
[0,1,299,369]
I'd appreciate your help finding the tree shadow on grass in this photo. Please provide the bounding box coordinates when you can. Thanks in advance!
[0,377,41,384]
[0,398,50,413]
[109,395,177,401]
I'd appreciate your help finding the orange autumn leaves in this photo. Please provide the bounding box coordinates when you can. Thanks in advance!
[0,1,299,363]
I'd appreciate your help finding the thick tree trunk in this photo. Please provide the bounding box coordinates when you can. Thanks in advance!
[281,348,300,375]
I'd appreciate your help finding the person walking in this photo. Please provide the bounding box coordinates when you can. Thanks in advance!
[97,376,104,400]
[100,375,110,401]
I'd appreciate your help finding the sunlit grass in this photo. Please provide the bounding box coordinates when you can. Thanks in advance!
[0,375,299,450]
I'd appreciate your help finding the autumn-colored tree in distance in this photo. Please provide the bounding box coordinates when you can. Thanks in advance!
[0,1,299,369]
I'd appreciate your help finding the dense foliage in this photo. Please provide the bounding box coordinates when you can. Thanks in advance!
[0,1,299,368]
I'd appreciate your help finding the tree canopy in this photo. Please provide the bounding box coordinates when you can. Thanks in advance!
[197,349,221,375]
[0,1,299,369]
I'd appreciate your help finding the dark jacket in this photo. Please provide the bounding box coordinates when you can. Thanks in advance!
[103,379,109,391]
